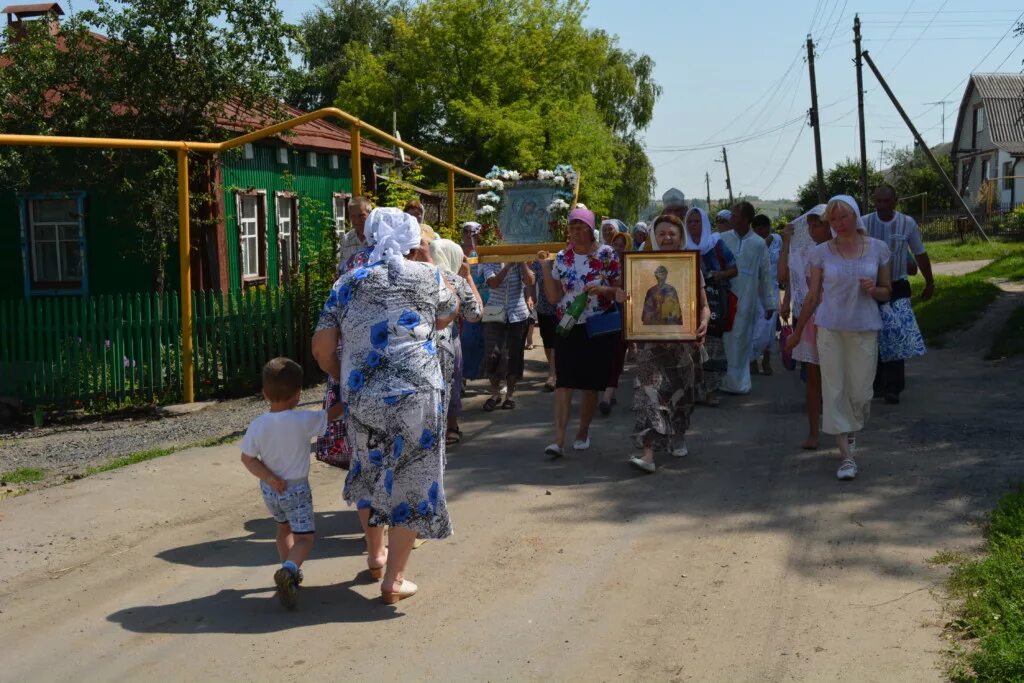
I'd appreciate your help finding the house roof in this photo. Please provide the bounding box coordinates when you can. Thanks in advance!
[3,3,63,15]
[954,73,1024,155]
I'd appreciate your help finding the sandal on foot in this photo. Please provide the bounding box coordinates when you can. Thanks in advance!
[501,398,516,410]
[382,579,418,604]
[598,401,612,416]
[367,565,385,580]
[445,429,462,446]
[483,397,499,412]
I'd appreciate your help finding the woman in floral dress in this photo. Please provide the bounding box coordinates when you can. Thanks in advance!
[629,215,710,474]
[313,208,460,604]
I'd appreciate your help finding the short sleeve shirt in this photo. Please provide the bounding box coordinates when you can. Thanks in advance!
[808,237,891,332]
[241,409,328,480]
[482,263,530,323]
[552,245,621,322]
[863,212,925,281]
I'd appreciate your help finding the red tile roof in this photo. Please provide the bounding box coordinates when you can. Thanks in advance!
[3,3,64,14]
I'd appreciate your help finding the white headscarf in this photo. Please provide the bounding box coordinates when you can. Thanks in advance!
[429,238,465,274]
[789,204,827,252]
[600,218,629,244]
[365,207,421,269]
[683,207,721,255]
[827,194,867,233]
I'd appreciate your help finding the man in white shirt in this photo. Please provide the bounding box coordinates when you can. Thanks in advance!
[340,196,373,264]
[719,201,776,394]
[862,183,935,404]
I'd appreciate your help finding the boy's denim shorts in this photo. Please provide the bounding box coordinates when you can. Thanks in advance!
[260,479,315,534]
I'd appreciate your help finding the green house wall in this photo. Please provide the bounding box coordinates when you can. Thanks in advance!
[221,143,353,293]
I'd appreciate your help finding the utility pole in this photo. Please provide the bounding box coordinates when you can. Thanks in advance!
[807,35,826,203]
[854,15,869,210]
[705,171,712,210]
[716,147,734,205]
[861,50,990,242]
[872,138,892,169]
[923,100,953,141]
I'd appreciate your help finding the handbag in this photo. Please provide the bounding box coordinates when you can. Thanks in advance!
[878,297,926,362]
[585,305,622,338]
[481,302,505,323]
[780,324,796,371]
[706,244,738,337]
[315,378,351,469]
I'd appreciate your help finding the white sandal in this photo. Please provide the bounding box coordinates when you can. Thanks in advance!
[836,458,858,481]
[382,579,418,604]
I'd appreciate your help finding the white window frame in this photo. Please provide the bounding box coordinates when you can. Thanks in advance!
[243,143,254,160]
[22,194,87,293]
[275,191,300,284]
[236,191,267,283]
[277,147,289,165]
[307,151,317,168]
[332,192,350,241]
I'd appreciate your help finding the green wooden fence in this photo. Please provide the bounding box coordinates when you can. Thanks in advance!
[0,288,301,410]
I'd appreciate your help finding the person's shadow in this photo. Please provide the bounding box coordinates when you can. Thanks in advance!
[156,510,364,568]
[108,579,401,633]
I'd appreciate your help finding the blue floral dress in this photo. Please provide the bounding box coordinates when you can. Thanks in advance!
[317,259,457,539]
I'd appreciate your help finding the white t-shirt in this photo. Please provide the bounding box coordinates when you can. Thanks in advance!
[240,409,328,480]
[807,237,891,332]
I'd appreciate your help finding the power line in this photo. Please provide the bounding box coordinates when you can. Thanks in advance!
[886,0,951,75]
[647,113,809,153]
[759,121,808,197]
[876,0,916,54]
[821,0,849,52]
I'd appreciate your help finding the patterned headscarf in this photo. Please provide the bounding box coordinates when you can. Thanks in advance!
[789,204,827,252]
[365,207,421,270]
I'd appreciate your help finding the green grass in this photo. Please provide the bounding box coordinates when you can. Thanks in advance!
[0,467,46,484]
[84,446,178,475]
[911,251,1024,346]
[987,306,1024,360]
[924,238,1024,264]
[943,486,1024,682]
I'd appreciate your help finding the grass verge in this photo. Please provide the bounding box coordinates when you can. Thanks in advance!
[0,467,46,484]
[987,306,1024,360]
[939,486,1024,682]
[911,252,1024,346]
[924,238,1024,264]
[82,432,242,476]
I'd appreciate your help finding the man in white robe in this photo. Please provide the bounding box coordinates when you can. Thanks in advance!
[719,202,775,394]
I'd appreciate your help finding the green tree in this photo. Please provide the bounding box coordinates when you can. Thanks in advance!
[325,0,661,217]
[796,159,886,212]
[886,146,954,214]
[0,0,298,290]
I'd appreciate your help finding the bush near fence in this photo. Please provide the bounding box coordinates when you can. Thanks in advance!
[0,287,308,412]
[918,205,1024,242]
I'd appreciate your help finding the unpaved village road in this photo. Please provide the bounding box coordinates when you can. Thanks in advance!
[1,334,1022,682]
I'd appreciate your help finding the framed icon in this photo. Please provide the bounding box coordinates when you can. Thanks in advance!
[623,251,701,342]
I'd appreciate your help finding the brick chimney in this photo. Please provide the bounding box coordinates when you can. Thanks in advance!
[4,3,64,40]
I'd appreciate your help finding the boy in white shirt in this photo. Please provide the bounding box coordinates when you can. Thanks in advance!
[240,357,341,609]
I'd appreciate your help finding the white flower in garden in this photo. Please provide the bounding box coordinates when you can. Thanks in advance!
[553,176,565,186]
[476,205,497,215]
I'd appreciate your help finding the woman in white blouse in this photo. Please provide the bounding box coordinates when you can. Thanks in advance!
[786,195,891,481]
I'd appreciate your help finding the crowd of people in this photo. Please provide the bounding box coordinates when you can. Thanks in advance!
[239,184,933,609]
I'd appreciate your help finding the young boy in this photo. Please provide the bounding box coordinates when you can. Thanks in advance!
[240,357,342,609]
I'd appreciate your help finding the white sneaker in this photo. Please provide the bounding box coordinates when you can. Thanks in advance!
[837,458,858,481]
[572,437,590,451]
[629,456,655,473]
[544,443,564,459]
[671,443,689,457]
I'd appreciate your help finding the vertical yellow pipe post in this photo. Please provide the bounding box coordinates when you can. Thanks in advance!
[177,149,194,403]
[350,125,362,197]
[448,168,456,232]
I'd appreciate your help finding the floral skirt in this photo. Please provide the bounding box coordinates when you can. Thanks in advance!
[632,343,696,452]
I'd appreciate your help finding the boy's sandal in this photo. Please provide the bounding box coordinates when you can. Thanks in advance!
[483,397,499,412]
[501,398,516,410]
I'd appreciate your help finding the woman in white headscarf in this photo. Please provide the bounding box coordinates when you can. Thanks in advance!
[313,208,461,603]
[778,204,827,450]
[684,207,737,406]
[428,238,482,445]
[785,196,892,481]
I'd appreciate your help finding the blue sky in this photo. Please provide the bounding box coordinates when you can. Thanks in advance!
[64,0,1024,202]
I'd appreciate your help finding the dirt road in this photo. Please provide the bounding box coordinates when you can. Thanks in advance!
[2,333,1022,682]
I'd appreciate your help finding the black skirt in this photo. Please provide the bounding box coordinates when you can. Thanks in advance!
[554,323,615,391]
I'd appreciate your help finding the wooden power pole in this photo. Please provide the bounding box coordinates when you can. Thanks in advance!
[854,15,869,210]
[705,171,712,210]
[807,35,826,203]
[717,147,734,205]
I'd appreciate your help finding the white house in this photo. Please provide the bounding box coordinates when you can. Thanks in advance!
[952,73,1024,212]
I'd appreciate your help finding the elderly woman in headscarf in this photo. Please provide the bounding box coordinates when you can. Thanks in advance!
[714,210,732,233]
[629,214,711,473]
[632,222,649,251]
[785,196,891,482]
[428,237,483,446]
[684,207,737,406]
[312,208,461,604]
[778,204,827,450]
[459,221,488,383]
